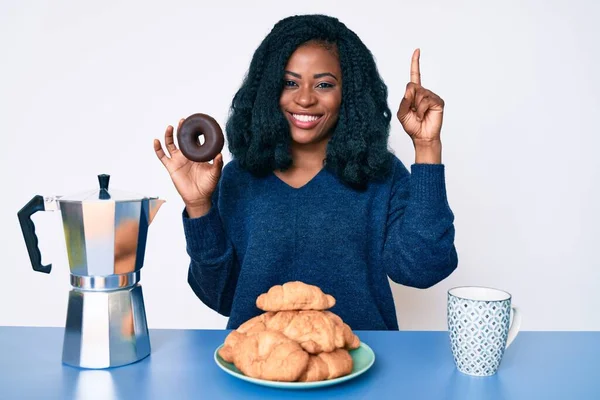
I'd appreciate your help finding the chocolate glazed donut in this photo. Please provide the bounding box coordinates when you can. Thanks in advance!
[177,113,225,162]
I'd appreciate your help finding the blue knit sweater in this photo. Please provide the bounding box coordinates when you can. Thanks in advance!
[182,156,458,330]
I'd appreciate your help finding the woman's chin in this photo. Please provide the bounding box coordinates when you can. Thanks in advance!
[292,138,316,146]
[290,130,330,147]
[291,132,318,145]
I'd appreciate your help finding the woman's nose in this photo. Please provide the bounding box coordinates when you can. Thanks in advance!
[294,86,317,108]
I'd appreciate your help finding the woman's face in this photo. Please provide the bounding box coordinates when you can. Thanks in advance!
[279,42,342,148]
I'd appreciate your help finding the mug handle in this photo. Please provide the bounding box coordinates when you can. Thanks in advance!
[505,306,521,348]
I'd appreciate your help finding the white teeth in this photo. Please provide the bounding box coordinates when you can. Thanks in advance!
[292,114,320,122]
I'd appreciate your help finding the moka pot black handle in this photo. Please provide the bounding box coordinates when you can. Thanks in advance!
[17,195,51,274]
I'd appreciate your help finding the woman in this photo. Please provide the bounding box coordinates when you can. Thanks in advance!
[154,14,458,331]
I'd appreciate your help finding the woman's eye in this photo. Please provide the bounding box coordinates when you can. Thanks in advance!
[284,80,297,87]
[316,82,334,89]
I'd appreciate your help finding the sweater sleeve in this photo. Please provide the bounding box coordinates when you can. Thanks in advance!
[382,162,458,288]
[182,183,240,316]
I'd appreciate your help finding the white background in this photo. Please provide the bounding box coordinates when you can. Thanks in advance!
[1,0,598,331]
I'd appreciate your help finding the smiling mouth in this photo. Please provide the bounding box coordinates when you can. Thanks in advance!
[291,113,322,122]
[287,112,324,129]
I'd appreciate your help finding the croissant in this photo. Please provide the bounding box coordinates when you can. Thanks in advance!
[323,311,361,350]
[218,330,245,363]
[236,312,274,335]
[231,330,310,382]
[297,349,354,382]
[256,281,336,311]
[218,312,272,362]
[267,310,360,353]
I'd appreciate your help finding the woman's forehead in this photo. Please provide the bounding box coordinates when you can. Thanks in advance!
[285,43,341,73]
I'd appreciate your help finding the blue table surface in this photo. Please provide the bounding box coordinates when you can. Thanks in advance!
[0,327,599,399]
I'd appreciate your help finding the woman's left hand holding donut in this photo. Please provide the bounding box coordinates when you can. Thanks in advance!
[397,49,444,164]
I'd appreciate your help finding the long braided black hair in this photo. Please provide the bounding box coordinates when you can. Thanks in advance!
[225,14,394,190]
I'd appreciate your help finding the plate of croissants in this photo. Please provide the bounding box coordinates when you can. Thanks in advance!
[214,281,375,389]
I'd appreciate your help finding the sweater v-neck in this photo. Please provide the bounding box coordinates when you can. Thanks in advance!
[271,167,327,190]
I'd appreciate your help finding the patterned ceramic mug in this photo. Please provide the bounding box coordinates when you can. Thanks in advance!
[447,286,521,376]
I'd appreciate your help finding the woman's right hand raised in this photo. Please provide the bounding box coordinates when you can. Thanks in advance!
[154,118,224,218]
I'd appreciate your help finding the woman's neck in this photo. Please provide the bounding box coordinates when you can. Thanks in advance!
[273,140,328,188]
[289,140,328,172]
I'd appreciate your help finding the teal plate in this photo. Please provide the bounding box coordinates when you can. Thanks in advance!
[214,342,375,389]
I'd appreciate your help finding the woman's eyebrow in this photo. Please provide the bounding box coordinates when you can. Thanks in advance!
[314,72,338,81]
[284,71,338,81]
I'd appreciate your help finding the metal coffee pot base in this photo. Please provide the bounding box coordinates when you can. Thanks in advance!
[62,276,151,369]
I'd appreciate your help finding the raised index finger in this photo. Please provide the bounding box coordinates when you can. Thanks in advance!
[410,48,421,85]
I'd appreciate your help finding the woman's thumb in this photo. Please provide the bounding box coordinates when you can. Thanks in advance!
[210,153,224,180]
[214,153,224,170]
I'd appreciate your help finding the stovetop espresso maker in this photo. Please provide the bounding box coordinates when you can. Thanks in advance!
[18,174,164,369]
